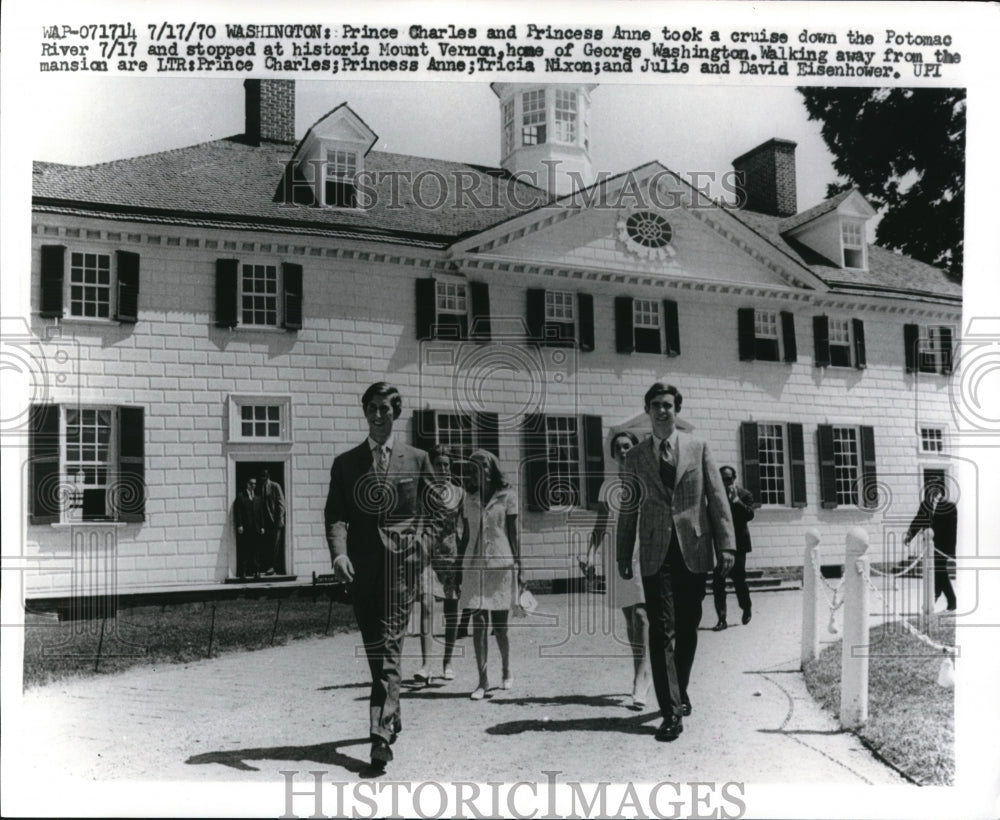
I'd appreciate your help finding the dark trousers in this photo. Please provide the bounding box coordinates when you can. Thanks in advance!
[261,526,283,573]
[641,536,706,720]
[236,535,259,578]
[713,550,751,620]
[934,553,956,609]
[351,559,418,742]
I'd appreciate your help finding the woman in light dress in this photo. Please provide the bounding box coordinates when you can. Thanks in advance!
[459,449,523,700]
[586,431,651,709]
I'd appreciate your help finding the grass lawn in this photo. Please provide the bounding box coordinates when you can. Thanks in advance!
[23,593,357,689]
[803,614,955,786]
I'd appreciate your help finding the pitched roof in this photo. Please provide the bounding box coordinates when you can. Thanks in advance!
[33,137,960,302]
[733,207,960,302]
[32,137,550,248]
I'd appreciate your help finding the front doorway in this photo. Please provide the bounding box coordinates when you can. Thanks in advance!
[235,460,288,575]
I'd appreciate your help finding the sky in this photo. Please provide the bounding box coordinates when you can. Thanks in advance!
[32,78,842,217]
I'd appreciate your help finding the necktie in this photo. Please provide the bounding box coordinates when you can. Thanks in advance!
[659,439,676,493]
[660,438,674,466]
[376,445,389,474]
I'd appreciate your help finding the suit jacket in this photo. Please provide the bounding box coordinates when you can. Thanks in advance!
[728,485,755,554]
[260,479,285,529]
[233,492,262,538]
[616,432,736,576]
[906,500,957,557]
[324,440,437,579]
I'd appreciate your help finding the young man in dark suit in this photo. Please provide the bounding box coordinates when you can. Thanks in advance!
[233,477,264,580]
[616,382,736,742]
[712,465,756,630]
[324,382,438,770]
[903,484,958,611]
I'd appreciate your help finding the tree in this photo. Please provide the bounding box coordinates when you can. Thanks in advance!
[798,87,965,281]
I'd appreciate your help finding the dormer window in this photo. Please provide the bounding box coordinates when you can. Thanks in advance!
[841,220,865,268]
[522,89,546,146]
[325,149,357,208]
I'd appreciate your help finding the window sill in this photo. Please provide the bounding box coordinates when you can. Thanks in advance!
[227,438,292,446]
[51,521,129,529]
[223,325,292,335]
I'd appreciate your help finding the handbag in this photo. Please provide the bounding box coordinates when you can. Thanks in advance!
[512,586,537,618]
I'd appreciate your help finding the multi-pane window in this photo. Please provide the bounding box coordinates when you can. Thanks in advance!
[921,326,952,374]
[325,150,358,208]
[241,405,282,439]
[841,221,865,268]
[633,299,662,354]
[522,89,546,146]
[758,423,787,505]
[554,88,577,143]
[545,290,575,322]
[502,99,514,157]
[828,318,852,367]
[545,415,581,507]
[436,281,467,315]
[832,426,860,506]
[754,310,781,361]
[241,264,279,327]
[921,427,944,453]
[65,408,112,517]
[436,413,474,477]
[69,252,112,318]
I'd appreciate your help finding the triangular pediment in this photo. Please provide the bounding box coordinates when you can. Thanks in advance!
[453,165,826,292]
[293,103,377,164]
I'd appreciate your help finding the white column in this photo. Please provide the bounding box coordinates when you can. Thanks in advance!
[840,527,870,729]
[800,528,821,667]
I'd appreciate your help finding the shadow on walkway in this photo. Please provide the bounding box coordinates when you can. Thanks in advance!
[186,736,386,778]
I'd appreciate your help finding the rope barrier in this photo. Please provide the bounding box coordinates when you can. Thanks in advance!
[869,552,923,578]
[899,618,958,656]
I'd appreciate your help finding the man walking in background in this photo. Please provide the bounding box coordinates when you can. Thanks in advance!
[712,465,756,631]
[616,382,736,742]
[324,381,438,771]
[903,483,957,611]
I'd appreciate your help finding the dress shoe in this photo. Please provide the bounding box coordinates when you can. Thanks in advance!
[370,737,393,770]
[680,696,692,717]
[742,609,752,625]
[655,715,683,742]
[712,620,728,632]
[413,668,430,684]
[390,716,402,744]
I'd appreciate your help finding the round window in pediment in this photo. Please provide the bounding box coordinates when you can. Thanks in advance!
[618,209,677,261]
[626,211,672,248]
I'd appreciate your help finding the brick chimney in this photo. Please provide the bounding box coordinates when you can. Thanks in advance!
[244,79,296,145]
[732,138,797,217]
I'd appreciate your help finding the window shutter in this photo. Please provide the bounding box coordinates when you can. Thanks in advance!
[582,415,605,510]
[615,297,634,354]
[859,425,877,510]
[788,423,807,508]
[739,422,760,506]
[526,289,546,342]
[115,251,140,324]
[281,263,303,330]
[118,406,145,522]
[415,278,436,341]
[813,315,831,368]
[29,404,60,524]
[852,318,866,369]
[475,411,500,458]
[781,311,797,363]
[411,409,436,454]
[817,425,838,508]
[903,324,919,373]
[737,308,756,361]
[40,245,65,318]
[469,281,491,342]
[577,293,594,352]
[664,299,681,357]
[215,259,239,328]
[939,326,953,375]
[523,413,549,512]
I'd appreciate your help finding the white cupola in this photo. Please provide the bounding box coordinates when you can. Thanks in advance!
[491,83,596,195]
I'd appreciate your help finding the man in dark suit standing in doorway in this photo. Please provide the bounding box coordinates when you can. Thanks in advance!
[258,467,285,575]
[233,477,264,580]
[903,483,958,611]
[616,382,736,742]
[324,382,438,770]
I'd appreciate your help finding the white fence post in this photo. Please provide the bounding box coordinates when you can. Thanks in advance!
[840,527,870,729]
[800,528,821,668]
[922,530,935,617]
